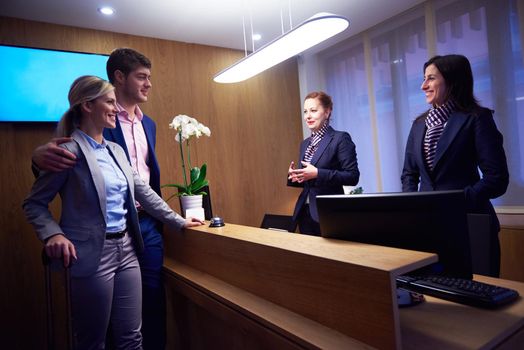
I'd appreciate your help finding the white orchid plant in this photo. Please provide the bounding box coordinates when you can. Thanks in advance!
[162,114,211,200]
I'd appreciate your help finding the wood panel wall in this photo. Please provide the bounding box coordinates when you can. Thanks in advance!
[499,214,524,283]
[0,16,303,349]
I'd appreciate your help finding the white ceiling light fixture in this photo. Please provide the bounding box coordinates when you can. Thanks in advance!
[98,7,115,16]
[213,12,349,84]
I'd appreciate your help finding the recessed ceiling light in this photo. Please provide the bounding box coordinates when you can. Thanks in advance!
[252,34,262,41]
[98,7,115,16]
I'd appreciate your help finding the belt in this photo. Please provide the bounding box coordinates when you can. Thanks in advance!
[106,228,127,239]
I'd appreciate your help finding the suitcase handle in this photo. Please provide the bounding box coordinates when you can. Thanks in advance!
[42,248,74,349]
[41,248,52,266]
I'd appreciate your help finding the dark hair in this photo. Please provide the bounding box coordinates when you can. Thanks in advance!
[423,54,480,112]
[106,48,152,84]
[305,91,333,112]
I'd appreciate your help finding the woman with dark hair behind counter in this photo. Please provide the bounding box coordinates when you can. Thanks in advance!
[401,54,509,277]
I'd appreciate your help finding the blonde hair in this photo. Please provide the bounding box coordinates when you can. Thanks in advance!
[56,76,114,137]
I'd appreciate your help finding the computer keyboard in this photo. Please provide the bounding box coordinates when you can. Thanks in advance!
[396,275,520,308]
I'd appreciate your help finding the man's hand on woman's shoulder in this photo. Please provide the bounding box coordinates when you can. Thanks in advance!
[33,137,77,172]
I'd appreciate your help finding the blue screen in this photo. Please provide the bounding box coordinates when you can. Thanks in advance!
[0,45,108,122]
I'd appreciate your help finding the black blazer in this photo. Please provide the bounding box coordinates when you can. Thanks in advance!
[401,107,509,232]
[288,126,359,222]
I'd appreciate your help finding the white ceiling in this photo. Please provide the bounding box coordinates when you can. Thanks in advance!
[0,0,425,53]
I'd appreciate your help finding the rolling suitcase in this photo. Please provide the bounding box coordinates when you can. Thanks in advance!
[42,249,74,350]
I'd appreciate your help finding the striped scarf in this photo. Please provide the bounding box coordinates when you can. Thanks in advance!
[303,121,329,163]
[424,100,456,170]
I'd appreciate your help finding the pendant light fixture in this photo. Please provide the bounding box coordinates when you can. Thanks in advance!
[213,12,349,83]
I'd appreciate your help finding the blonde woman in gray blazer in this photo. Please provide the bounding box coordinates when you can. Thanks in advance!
[23,76,203,349]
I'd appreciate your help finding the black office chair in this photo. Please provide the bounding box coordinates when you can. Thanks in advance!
[467,213,492,276]
[201,185,213,220]
[260,214,297,232]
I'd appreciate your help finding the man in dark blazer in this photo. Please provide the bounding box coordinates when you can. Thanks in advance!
[103,48,167,350]
[103,116,160,195]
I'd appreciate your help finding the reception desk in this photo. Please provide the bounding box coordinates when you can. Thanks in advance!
[163,223,524,349]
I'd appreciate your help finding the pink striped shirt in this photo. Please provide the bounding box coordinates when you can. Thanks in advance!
[116,102,151,188]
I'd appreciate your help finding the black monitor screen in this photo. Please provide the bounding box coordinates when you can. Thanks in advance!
[317,190,472,279]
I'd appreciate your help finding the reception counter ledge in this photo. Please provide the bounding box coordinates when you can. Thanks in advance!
[163,223,524,349]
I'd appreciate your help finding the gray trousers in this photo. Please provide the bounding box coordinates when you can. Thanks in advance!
[71,233,143,350]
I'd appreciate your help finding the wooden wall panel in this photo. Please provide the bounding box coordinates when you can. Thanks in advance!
[0,16,302,348]
[500,226,524,283]
[498,213,524,283]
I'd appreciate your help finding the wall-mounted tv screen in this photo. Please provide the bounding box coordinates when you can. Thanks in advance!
[0,45,109,122]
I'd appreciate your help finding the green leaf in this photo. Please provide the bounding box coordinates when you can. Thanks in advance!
[197,163,207,181]
[162,163,209,199]
[162,183,191,202]
[349,186,364,195]
[188,164,208,192]
[165,193,179,202]
[161,183,186,191]
[190,179,208,193]
[190,167,200,183]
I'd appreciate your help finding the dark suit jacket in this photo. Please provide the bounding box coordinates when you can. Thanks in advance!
[401,107,509,233]
[103,114,161,196]
[288,126,360,222]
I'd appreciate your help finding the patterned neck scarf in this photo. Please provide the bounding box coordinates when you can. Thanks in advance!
[424,100,456,170]
[303,120,330,163]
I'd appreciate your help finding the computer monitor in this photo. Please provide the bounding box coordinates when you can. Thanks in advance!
[317,190,472,279]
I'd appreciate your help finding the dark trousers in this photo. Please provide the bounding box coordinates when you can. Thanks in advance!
[137,214,166,350]
[297,204,321,236]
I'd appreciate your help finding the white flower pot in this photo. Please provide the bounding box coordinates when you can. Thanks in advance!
[180,195,205,220]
